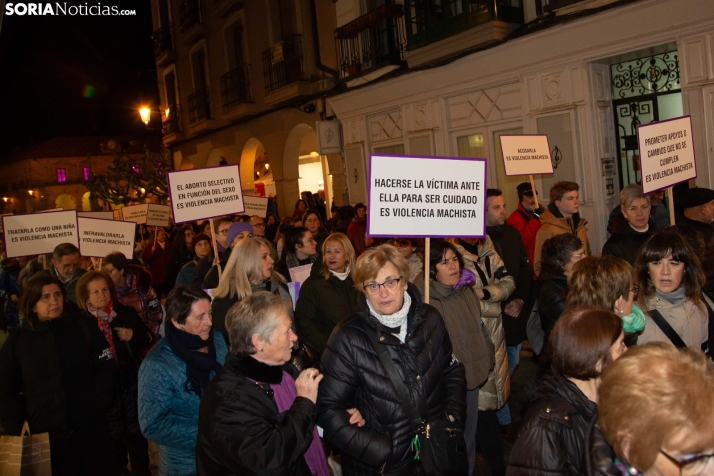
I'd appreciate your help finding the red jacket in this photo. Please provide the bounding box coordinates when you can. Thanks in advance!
[142,239,172,285]
[507,203,541,267]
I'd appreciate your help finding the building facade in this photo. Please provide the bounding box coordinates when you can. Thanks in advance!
[327,0,714,252]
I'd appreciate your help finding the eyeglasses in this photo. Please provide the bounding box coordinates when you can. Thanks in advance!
[393,239,411,248]
[659,449,714,476]
[301,238,316,245]
[363,278,402,295]
[218,228,230,236]
[252,222,266,228]
[631,284,639,298]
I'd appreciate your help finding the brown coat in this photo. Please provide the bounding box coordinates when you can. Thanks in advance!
[429,278,492,391]
[533,205,590,276]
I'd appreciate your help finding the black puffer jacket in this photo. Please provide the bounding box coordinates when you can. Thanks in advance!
[196,354,316,476]
[317,284,466,476]
[538,270,568,334]
[584,420,621,476]
[601,214,655,266]
[507,371,597,476]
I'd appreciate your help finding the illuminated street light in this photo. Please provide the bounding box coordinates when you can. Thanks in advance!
[139,107,150,125]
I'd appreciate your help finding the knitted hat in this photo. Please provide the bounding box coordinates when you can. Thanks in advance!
[226,221,254,247]
[682,187,714,209]
[190,233,210,253]
[517,182,537,201]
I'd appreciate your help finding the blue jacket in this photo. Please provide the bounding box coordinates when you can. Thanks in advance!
[138,333,228,476]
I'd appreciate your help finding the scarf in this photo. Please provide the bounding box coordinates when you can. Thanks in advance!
[329,269,350,281]
[164,320,223,397]
[656,286,686,304]
[366,291,411,342]
[87,299,118,360]
[286,252,317,269]
[455,268,477,290]
[621,304,646,333]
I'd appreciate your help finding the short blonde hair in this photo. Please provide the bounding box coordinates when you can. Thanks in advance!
[566,256,632,311]
[599,343,714,471]
[619,183,650,210]
[353,244,410,294]
[215,237,285,300]
[321,233,356,280]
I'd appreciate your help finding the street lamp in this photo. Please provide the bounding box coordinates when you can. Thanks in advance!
[140,107,151,125]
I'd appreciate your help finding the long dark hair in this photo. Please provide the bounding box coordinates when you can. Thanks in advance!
[172,225,194,262]
[281,227,310,261]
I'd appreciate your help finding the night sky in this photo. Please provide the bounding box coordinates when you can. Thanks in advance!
[0,0,161,156]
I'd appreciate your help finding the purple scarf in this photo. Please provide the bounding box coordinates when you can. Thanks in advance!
[271,372,329,476]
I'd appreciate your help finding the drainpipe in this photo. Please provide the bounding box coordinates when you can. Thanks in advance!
[309,0,339,79]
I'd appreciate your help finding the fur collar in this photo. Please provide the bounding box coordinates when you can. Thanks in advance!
[228,354,284,384]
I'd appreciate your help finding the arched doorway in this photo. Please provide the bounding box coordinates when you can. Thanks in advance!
[283,124,331,217]
[206,148,227,167]
[179,157,194,170]
[55,193,77,210]
[240,138,272,197]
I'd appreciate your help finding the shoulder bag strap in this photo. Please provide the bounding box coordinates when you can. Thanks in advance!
[361,322,424,431]
[648,309,687,348]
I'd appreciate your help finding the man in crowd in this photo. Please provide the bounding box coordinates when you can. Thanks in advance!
[32,243,86,303]
[677,187,714,244]
[250,215,278,261]
[486,189,534,442]
[192,217,233,287]
[507,182,544,267]
[533,181,590,276]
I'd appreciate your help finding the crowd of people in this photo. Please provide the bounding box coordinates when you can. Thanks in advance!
[0,181,713,476]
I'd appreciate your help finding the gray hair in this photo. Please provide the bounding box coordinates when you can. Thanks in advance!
[619,184,650,210]
[226,291,291,355]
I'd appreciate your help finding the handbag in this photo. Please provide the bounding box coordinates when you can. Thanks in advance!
[0,422,52,476]
[362,323,468,476]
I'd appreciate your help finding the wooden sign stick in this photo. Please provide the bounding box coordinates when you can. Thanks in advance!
[424,237,430,304]
[529,174,539,209]
[667,186,675,225]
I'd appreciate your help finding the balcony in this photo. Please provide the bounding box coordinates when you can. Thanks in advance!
[212,0,243,18]
[262,35,307,95]
[404,0,523,52]
[335,1,407,81]
[162,104,181,137]
[187,86,211,124]
[153,24,176,66]
[179,0,206,45]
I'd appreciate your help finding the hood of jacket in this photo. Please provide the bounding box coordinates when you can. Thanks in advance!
[543,202,588,233]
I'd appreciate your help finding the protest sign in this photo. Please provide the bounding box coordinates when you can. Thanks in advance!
[499,135,554,176]
[121,204,148,224]
[367,154,487,238]
[3,210,79,258]
[167,165,244,224]
[243,196,269,217]
[146,204,172,227]
[637,116,696,195]
[78,217,136,258]
[77,211,114,220]
[288,263,312,286]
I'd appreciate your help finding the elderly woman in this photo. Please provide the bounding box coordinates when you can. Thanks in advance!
[196,291,351,475]
[176,233,212,285]
[587,343,714,476]
[0,274,119,475]
[138,285,228,476]
[295,232,359,355]
[428,240,494,476]
[602,184,656,265]
[538,233,585,337]
[275,227,318,282]
[317,244,466,475]
[633,228,708,350]
[507,308,627,476]
[212,237,291,344]
[566,256,646,343]
[76,271,152,476]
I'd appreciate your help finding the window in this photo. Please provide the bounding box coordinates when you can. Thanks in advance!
[56,168,66,183]
[83,167,90,181]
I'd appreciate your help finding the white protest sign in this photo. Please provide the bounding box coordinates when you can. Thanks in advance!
[146,204,172,227]
[3,210,79,258]
[638,116,696,194]
[78,217,136,258]
[121,204,148,224]
[368,154,487,238]
[77,211,115,220]
[499,135,554,176]
[243,196,269,217]
[167,165,244,224]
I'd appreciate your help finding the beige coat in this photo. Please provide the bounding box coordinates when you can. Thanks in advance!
[452,238,514,410]
[533,206,590,276]
[639,296,708,350]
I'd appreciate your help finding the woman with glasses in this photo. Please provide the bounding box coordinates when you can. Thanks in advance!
[317,244,466,475]
[587,343,714,476]
[391,238,424,294]
[302,210,329,251]
[633,228,708,351]
[275,227,318,282]
[603,185,656,266]
[508,308,627,476]
[566,255,646,346]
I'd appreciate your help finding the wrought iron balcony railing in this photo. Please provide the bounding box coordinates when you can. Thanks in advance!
[179,0,202,34]
[187,86,211,124]
[220,64,252,111]
[153,23,173,56]
[334,1,406,80]
[261,35,307,94]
